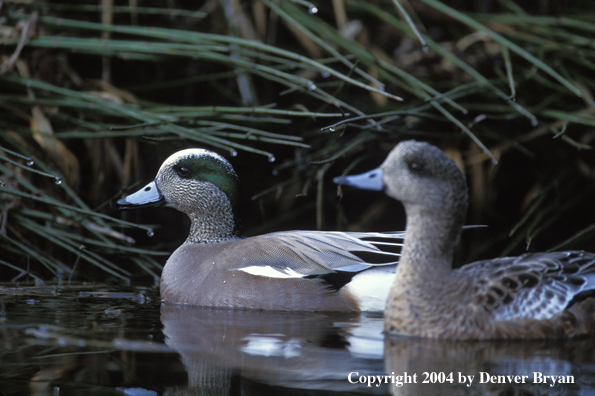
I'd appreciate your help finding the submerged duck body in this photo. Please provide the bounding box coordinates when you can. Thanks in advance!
[334,140,595,339]
[118,149,402,312]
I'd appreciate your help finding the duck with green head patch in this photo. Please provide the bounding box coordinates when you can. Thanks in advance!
[118,149,404,311]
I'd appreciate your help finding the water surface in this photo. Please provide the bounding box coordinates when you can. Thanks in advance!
[1,284,593,395]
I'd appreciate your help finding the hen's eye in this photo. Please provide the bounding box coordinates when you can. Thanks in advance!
[409,162,422,171]
[176,166,190,177]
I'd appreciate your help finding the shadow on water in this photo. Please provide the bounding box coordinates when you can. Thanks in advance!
[0,284,594,395]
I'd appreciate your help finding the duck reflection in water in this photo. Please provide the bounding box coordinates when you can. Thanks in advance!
[160,303,388,394]
[383,335,595,396]
[159,302,595,396]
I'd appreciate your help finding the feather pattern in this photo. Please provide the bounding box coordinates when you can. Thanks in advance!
[464,251,595,321]
[228,230,403,277]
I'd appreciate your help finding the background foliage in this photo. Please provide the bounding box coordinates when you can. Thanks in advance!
[1,0,595,282]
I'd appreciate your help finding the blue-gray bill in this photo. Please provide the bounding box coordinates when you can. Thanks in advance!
[117,181,165,210]
[333,168,385,191]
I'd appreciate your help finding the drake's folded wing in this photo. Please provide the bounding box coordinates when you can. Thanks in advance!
[226,230,403,278]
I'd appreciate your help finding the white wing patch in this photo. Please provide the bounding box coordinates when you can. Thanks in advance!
[238,265,307,279]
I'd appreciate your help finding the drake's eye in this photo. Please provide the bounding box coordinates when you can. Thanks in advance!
[177,166,190,177]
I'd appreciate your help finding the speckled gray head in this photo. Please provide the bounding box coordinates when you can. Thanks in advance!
[158,149,237,184]
[117,148,241,241]
[118,149,238,208]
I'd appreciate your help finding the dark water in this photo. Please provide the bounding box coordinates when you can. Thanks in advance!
[1,284,594,396]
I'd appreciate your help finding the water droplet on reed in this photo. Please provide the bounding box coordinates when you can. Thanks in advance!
[26,158,35,166]
[0,181,5,187]
[307,83,317,91]
[329,127,336,132]
[321,72,331,78]
[54,177,63,185]
[272,169,278,176]
[531,120,538,127]
[230,149,238,157]
[146,229,154,237]
[308,6,318,14]
[268,155,276,163]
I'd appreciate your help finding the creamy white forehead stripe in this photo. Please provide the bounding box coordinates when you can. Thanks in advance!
[159,148,233,174]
